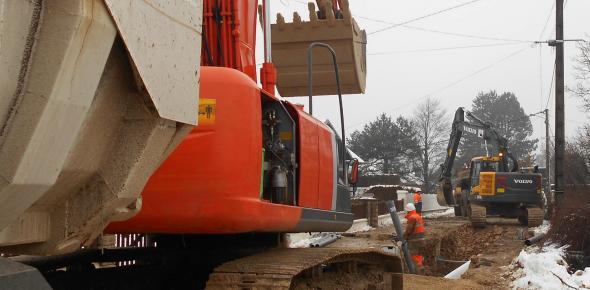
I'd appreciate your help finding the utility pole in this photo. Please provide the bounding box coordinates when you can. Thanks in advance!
[544,109,552,208]
[553,0,565,205]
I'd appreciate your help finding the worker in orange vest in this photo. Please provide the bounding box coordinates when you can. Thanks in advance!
[404,203,425,274]
[413,189,423,215]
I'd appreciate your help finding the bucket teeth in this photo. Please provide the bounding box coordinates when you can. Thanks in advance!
[325,1,336,21]
[341,0,352,19]
[293,12,302,24]
[276,13,285,25]
[308,2,318,22]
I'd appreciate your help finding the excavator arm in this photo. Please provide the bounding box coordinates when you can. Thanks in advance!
[439,108,485,205]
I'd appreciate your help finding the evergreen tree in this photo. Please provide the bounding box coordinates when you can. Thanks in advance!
[456,91,538,170]
[348,113,419,176]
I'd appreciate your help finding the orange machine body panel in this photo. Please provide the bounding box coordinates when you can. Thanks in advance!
[294,110,335,210]
[107,67,350,235]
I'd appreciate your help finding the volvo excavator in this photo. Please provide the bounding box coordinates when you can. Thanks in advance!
[0,0,402,289]
[438,108,544,228]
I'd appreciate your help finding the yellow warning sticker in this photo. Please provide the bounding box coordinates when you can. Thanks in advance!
[198,98,216,125]
[279,131,293,141]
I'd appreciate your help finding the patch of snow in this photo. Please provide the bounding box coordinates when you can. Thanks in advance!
[531,220,550,236]
[347,224,374,233]
[358,196,377,200]
[378,214,394,227]
[509,244,590,289]
[423,208,455,219]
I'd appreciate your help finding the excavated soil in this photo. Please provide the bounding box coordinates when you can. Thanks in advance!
[403,274,484,290]
[291,269,393,290]
[302,215,528,289]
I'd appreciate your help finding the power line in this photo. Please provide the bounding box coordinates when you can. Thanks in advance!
[401,25,534,43]
[418,45,530,98]
[501,110,546,126]
[368,42,523,55]
[545,61,556,110]
[286,0,538,44]
[346,45,532,131]
[367,0,486,36]
[356,16,535,43]
[539,45,544,110]
[538,1,555,39]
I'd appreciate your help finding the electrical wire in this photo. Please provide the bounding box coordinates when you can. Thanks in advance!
[287,0,537,46]
[356,15,535,43]
[539,45,544,110]
[367,0,486,36]
[545,0,568,42]
[545,62,556,110]
[346,44,532,131]
[537,1,555,40]
[500,110,546,127]
[368,42,523,55]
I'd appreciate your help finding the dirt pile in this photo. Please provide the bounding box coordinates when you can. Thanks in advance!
[440,224,504,261]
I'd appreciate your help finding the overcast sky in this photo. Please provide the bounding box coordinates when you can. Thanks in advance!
[256,0,590,153]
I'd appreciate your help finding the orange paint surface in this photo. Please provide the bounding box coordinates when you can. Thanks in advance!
[291,107,335,211]
[107,67,302,234]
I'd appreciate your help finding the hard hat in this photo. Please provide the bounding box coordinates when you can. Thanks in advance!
[416,188,422,193]
[405,203,416,212]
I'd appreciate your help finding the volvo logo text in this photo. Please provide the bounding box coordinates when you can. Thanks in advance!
[514,179,533,184]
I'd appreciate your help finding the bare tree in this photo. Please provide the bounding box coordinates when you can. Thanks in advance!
[564,125,590,185]
[411,97,450,194]
[570,39,590,112]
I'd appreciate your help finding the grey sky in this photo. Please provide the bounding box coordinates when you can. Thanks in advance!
[256,0,590,152]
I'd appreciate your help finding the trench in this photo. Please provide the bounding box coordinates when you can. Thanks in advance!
[410,223,505,277]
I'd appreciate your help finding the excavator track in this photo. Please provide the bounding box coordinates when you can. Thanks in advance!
[205,248,403,290]
[469,205,487,228]
[526,207,544,227]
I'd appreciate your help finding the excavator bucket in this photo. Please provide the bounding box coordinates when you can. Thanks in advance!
[271,0,366,97]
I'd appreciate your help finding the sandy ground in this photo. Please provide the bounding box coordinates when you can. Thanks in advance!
[322,215,528,289]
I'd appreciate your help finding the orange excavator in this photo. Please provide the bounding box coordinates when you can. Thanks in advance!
[0,1,401,289]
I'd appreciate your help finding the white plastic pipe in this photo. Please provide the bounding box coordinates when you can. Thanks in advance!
[444,260,471,280]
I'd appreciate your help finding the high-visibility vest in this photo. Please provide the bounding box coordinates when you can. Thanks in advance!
[412,255,424,266]
[405,211,425,235]
[414,192,422,203]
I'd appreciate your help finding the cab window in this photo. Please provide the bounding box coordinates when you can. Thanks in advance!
[471,161,481,186]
